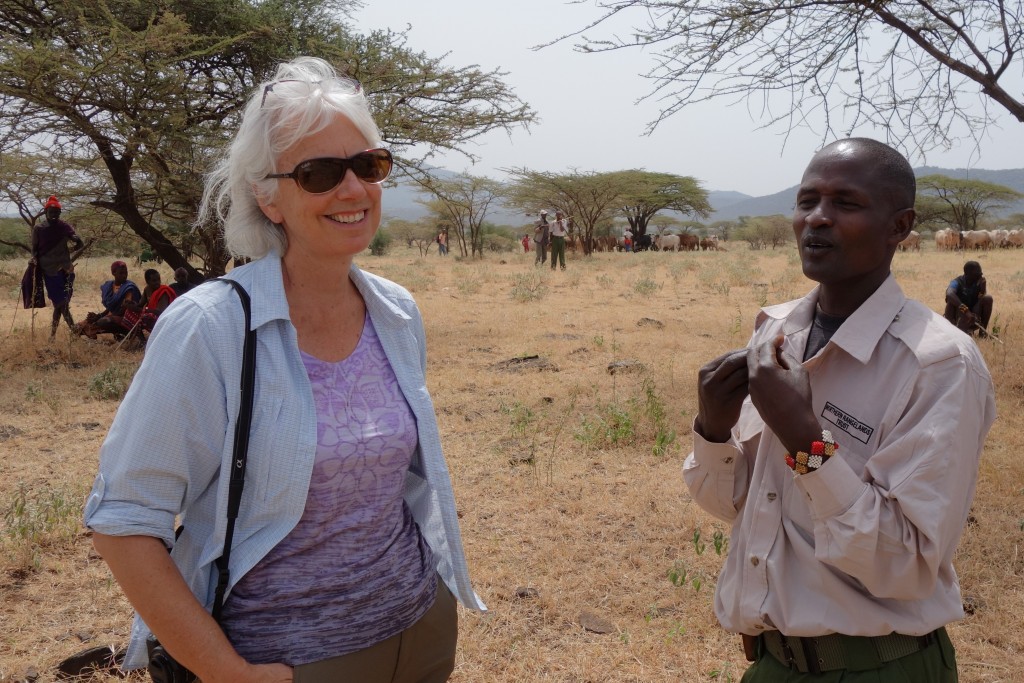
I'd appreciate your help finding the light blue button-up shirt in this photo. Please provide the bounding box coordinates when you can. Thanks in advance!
[84,255,485,669]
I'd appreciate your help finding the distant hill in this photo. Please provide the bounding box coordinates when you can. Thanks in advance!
[382,170,528,228]
[710,167,1024,221]
[380,166,1024,225]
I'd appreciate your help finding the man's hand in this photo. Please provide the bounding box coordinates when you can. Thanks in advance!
[747,336,821,455]
[957,307,977,333]
[695,348,749,443]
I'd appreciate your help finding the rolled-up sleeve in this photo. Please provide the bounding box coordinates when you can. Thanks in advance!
[84,297,231,545]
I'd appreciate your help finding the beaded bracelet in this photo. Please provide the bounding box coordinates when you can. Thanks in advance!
[785,430,837,475]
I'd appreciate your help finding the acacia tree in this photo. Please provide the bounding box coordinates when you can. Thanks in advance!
[384,217,438,256]
[504,169,625,255]
[564,1,1023,152]
[0,0,535,278]
[736,215,791,250]
[609,170,710,238]
[707,219,738,240]
[917,175,1024,233]
[418,174,503,258]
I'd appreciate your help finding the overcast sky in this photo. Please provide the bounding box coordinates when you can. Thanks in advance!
[353,0,1024,197]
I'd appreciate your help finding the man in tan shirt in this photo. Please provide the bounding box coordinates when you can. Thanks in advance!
[686,139,995,681]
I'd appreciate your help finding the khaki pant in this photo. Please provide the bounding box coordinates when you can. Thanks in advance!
[293,581,458,683]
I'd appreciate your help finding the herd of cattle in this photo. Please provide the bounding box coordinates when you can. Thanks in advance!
[557,233,722,253]
[897,228,1024,251]
[549,227,1024,254]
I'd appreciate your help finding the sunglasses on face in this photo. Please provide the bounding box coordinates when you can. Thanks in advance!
[264,149,393,192]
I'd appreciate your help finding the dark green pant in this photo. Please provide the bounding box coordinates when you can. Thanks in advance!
[550,236,566,269]
[293,580,457,683]
[741,628,958,683]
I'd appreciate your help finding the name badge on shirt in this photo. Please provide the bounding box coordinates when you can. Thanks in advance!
[821,401,874,444]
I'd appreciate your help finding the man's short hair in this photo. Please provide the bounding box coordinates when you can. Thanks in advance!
[964,261,982,273]
[823,138,916,209]
[144,268,160,283]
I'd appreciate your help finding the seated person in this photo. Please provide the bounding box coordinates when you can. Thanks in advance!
[169,266,195,296]
[75,261,141,339]
[123,269,177,334]
[944,260,994,337]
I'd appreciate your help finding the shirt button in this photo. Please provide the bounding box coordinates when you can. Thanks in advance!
[724,457,734,464]
[750,556,760,567]
[767,492,777,501]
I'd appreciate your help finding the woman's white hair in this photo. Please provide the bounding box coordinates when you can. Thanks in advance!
[197,56,384,260]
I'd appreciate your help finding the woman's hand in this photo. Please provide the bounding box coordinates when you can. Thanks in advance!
[209,662,292,683]
[91,534,271,683]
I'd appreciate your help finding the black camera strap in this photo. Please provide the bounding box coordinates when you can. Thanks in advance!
[209,278,256,623]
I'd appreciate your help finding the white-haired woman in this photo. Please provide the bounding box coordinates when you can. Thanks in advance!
[85,56,484,683]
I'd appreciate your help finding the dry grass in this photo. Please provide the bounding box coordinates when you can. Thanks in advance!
[1,246,1022,682]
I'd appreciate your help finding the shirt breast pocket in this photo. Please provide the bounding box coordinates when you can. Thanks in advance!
[244,396,285,502]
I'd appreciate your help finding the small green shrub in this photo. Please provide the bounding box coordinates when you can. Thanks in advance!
[632,276,660,297]
[642,379,676,455]
[24,382,43,402]
[369,229,392,256]
[509,272,547,302]
[500,401,535,438]
[2,482,83,571]
[455,266,484,295]
[88,364,137,400]
[576,403,635,447]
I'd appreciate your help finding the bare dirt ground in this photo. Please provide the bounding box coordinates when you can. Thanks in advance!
[1,244,1022,682]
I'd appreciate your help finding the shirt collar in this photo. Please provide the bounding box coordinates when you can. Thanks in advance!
[233,255,411,331]
[760,273,907,365]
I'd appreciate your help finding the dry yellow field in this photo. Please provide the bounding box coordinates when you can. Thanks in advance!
[1,243,1022,682]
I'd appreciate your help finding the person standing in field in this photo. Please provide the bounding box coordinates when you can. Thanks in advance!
[534,210,550,265]
[27,195,84,338]
[549,210,568,271]
[436,230,448,256]
[85,56,484,682]
[686,138,995,682]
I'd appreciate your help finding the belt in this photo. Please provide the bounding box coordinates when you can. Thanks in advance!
[759,629,939,674]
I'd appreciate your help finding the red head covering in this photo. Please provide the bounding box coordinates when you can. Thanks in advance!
[44,195,62,210]
[110,260,127,274]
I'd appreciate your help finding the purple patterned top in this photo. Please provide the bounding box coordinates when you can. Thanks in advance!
[221,314,436,666]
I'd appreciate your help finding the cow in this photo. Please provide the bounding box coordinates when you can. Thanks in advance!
[654,234,680,252]
[897,230,921,252]
[679,234,700,251]
[990,229,1010,248]
[634,233,653,251]
[700,236,719,251]
[1007,229,1024,248]
[934,229,960,251]
[962,230,993,250]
